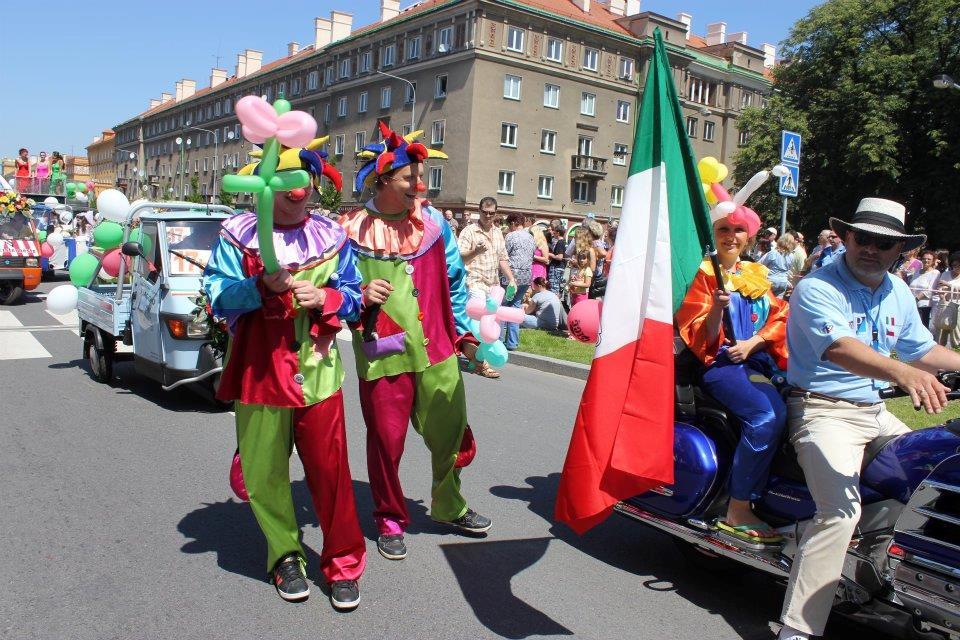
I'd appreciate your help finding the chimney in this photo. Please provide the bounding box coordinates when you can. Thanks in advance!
[149,98,161,109]
[762,43,776,68]
[236,52,248,78]
[287,41,300,56]
[245,50,263,74]
[181,79,197,100]
[625,0,640,15]
[161,92,173,103]
[174,80,184,102]
[608,0,626,17]
[314,17,332,49]
[571,0,590,12]
[210,68,227,88]
[705,21,726,46]
[331,11,353,42]
[380,0,400,21]
[726,31,748,45]
[677,13,692,39]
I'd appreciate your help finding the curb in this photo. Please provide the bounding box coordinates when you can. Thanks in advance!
[508,350,591,380]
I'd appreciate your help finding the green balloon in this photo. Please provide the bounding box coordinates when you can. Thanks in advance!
[93,221,124,249]
[69,253,100,287]
[78,183,88,193]
[37,230,47,243]
[128,228,153,255]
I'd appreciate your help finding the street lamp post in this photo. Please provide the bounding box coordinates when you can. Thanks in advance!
[184,125,235,204]
[933,74,960,91]
[376,70,415,132]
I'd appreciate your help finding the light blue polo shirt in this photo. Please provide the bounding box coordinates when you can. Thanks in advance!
[787,255,936,403]
[816,244,845,269]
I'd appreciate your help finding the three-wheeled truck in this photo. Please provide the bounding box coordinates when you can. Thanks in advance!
[76,201,233,402]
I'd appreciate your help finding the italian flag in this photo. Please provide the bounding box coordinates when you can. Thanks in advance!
[555,30,714,534]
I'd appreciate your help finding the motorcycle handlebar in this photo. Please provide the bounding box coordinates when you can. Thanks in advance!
[878,371,960,404]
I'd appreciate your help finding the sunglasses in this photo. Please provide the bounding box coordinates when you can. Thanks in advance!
[853,231,899,251]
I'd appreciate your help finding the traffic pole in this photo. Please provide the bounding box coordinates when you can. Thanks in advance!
[780,196,788,236]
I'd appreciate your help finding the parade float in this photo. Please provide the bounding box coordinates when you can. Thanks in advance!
[0,188,40,304]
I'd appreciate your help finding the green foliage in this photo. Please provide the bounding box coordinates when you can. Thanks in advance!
[186,176,205,204]
[733,0,960,243]
[218,189,235,208]
[318,183,342,213]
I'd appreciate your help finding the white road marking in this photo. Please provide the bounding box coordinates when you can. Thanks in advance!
[47,308,81,335]
[0,311,52,360]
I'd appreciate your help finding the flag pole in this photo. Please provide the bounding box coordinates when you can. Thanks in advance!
[706,245,737,345]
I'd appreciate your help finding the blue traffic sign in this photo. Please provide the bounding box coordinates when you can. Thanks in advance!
[781,130,801,165]
[778,164,799,197]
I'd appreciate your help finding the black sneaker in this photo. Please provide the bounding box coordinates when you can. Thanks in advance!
[272,554,309,602]
[435,508,492,534]
[329,580,360,611]
[377,534,407,560]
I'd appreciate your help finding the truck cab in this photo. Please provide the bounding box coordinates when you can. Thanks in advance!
[0,211,41,304]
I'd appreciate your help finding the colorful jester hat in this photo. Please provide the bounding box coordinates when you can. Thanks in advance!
[240,137,343,193]
[354,121,448,194]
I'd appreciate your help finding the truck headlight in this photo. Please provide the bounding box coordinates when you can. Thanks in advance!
[26,258,38,267]
[164,316,210,339]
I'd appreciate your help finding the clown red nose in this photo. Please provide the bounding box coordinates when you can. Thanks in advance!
[416,181,427,193]
[287,187,307,201]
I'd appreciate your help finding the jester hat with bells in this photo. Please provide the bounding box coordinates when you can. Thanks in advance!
[239,136,343,201]
[354,121,448,194]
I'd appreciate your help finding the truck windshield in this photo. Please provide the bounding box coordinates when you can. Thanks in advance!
[165,220,221,276]
[0,213,35,240]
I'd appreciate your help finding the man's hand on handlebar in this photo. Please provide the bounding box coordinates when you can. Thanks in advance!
[891,367,951,414]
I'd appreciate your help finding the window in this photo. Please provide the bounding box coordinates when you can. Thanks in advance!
[234,123,241,139]
[233,152,239,167]
[431,119,445,145]
[339,58,351,79]
[193,159,199,172]
[404,81,417,104]
[358,91,368,113]
[360,51,372,73]
[686,116,698,138]
[334,134,344,155]
[738,129,750,146]
[573,180,590,203]
[381,43,396,67]
[500,122,518,148]
[703,121,716,142]
[278,81,287,98]
[323,103,331,124]
[308,71,319,90]
[580,92,596,116]
[497,170,515,195]
[582,47,599,71]
[429,166,442,191]
[437,26,453,53]
[688,76,717,106]
[540,129,556,154]
[503,74,522,100]
[577,136,593,156]
[543,83,560,109]
[338,96,348,117]
[507,26,525,53]
[613,143,628,166]
[325,66,335,85]
[740,91,753,109]
[616,100,631,123]
[545,37,563,62]
[355,131,366,151]
[202,157,208,172]
[406,36,421,60]
[611,185,624,207]
[292,78,301,95]
[263,87,272,103]
[435,74,447,99]
[381,86,392,108]
[401,124,412,137]
[214,101,221,116]
[537,176,553,199]
[619,57,634,81]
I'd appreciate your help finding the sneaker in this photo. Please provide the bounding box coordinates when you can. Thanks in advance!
[329,580,360,611]
[377,534,407,560]
[272,554,309,602]
[435,508,492,534]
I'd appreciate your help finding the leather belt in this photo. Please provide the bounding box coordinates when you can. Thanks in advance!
[788,389,881,408]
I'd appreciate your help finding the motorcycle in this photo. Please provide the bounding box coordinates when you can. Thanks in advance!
[614,338,960,639]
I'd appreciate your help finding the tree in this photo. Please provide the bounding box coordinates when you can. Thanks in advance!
[733,0,960,244]
[318,183,342,213]
[218,189,235,208]
[186,176,205,204]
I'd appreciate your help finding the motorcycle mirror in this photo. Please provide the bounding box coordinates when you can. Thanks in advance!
[121,241,145,258]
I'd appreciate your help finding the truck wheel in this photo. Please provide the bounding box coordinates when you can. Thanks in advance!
[86,328,114,384]
[0,281,23,305]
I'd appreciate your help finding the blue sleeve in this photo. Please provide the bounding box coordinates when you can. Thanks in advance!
[893,282,937,361]
[788,277,856,360]
[202,238,261,329]
[332,241,362,322]
[427,205,472,336]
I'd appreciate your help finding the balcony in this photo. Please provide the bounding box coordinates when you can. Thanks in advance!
[571,155,607,178]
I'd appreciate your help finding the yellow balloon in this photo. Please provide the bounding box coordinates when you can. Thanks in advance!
[698,157,720,183]
[714,162,729,183]
[703,182,718,205]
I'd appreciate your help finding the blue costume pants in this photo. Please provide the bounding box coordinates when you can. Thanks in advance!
[701,356,786,501]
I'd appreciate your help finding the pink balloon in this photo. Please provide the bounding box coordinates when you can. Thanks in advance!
[466,296,487,321]
[102,249,123,277]
[728,206,762,238]
[275,111,317,148]
[568,299,602,343]
[41,242,54,258]
[85,181,95,191]
[497,307,526,324]
[241,124,268,145]
[487,286,505,307]
[711,182,732,203]
[236,96,278,142]
[479,315,501,343]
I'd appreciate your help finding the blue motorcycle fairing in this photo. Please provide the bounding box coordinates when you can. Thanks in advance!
[861,425,960,503]
[756,476,888,524]
[893,454,960,569]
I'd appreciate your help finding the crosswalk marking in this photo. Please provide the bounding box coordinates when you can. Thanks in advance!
[0,311,52,360]
[47,309,81,335]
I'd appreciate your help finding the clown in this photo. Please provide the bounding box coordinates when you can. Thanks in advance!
[675,164,789,549]
[202,137,366,610]
[339,122,490,561]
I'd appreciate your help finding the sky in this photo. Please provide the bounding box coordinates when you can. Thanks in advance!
[0,0,821,160]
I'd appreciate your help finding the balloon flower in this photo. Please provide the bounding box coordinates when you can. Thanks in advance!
[465,286,524,368]
[221,95,317,274]
[697,156,786,238]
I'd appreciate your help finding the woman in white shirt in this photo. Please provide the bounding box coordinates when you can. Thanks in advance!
[909,249,940,328]
[931,251,960,347]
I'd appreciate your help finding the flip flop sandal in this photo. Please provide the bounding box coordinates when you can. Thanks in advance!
[476,363,501,379]
[715,520,785,545]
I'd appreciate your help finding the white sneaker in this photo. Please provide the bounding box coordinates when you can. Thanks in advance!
[778,625,809,640]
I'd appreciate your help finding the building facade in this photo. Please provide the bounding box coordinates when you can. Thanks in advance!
[86,130,115,195]
[108,0,772,222]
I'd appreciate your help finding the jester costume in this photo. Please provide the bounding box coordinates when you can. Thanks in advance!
[676,258,789,504]
[339,123,481,538]
[202,138,366,587]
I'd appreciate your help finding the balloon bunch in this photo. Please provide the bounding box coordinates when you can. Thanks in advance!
[221,95,317,274]
[697,157,789,237]
[465,286,524,368]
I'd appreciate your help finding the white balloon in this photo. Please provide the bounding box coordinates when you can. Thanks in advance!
[770,164,790,178]
[75,192,88,203]
[43,196,58,206]
[732,170,771,206]
[47,232,64,247]
[58,212,74,224]
[97,189,131,223]
[715,201,738,216]
[46,284,78,315]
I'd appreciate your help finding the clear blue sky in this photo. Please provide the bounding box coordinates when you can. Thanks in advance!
[1,0,820,159]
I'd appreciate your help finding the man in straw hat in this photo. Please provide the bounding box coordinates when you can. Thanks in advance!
[778,197,960,639]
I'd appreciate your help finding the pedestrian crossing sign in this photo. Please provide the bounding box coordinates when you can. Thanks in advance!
[778,164,799,197]
[781,131,801,165]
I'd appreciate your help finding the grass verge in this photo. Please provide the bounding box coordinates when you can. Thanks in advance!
[517,329,594,365]
[885,395,960,430]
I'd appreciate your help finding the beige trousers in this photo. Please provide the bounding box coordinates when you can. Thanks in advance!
[780,396,910,636]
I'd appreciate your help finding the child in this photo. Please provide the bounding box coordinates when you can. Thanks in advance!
[567,250,593,308]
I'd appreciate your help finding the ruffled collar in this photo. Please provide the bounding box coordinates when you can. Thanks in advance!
[699,259,771,300]
[338,199,431,257]
[221,211,345,270]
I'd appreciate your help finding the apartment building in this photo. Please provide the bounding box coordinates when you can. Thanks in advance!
[86,130,115,195]
[109,0,773,222]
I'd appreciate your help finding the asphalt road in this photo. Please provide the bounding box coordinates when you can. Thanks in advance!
[0,279,873,640]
